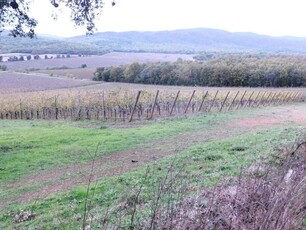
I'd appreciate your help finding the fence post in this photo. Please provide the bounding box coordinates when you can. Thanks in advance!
[198,91,208,112]
[184,90,196,113]
[228,91,239,111]
[207,90,219,112]
[129,91,141,122]
[170,90,180,116]
[149,90,159,120]
[219,91,230,112]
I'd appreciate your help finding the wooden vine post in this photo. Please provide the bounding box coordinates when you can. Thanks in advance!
[257,91,266,106]
[294,92,302,102]
[184,90,196,113]
[198,91,209,112]
[292,92,299,102]
[263,92,272,106]
[54,95,58,120]
[170,90,180,116]
[236,90,247,109]
[149,90,159,120]
[251,92,261,107]
[19,99,23,120]
[281,92,290,104]
[244,91,255,108]
[268,92,277,106]
[287,92,294,103]
[207,90,219,112]
[219,91,230,112]
[129,91,142,122]
[275,92,283,105]
[228,91,239,111]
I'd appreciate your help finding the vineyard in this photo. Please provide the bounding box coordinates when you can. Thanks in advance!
[1,86,305,122]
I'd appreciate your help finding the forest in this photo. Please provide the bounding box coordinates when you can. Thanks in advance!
[93,54,306,87]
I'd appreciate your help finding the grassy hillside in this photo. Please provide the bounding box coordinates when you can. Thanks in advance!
[0,104,305,228]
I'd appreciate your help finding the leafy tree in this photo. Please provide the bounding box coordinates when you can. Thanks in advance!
[26,54,31,60]
[123,62,143,82]
[0,0,116,38]
[8,55,18,61]
[93,67,110,81]
[94,55,306,87]
[109,66,124,82]
[0,56,3,62]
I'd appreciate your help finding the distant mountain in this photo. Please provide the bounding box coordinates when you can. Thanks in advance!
[0,33,107,55]
[69,28,306,54]
[2,28,306,54]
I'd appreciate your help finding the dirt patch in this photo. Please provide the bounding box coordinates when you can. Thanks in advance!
[234,106,306,128]
[235,117,281,128]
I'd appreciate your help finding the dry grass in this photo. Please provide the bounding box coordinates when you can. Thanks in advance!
[158,142,306,230]
[97,139,306,230]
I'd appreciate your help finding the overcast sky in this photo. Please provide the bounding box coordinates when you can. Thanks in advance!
[29,0,306,37]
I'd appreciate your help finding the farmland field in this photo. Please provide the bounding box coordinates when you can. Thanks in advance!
[0,52,306,228]
[3,52,194,71]
[0,71,99,93]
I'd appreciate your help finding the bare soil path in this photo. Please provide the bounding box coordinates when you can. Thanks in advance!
[1,104,306,208]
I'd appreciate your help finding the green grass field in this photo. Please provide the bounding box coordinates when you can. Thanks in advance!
[0,103,305,228]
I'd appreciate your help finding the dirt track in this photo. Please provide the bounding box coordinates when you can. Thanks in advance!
[1,104,306,208]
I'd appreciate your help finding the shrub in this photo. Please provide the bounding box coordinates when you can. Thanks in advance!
[0,65,7,71]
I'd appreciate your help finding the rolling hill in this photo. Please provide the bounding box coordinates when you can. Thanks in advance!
[0,33,107,55]
[2,28,306,54]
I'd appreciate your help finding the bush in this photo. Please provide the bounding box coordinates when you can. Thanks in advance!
[0,65,7,71]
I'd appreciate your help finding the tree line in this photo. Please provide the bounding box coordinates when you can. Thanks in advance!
[93,56,306,87]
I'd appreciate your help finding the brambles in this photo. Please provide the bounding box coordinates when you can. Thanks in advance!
[96,138,306,229]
